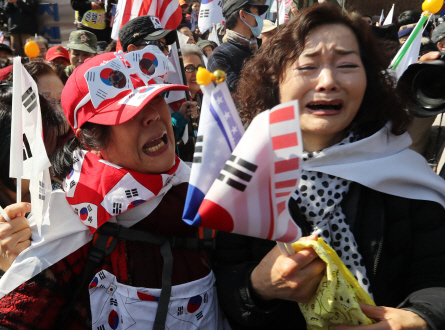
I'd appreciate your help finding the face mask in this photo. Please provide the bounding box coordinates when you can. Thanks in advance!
[240,12,264,38]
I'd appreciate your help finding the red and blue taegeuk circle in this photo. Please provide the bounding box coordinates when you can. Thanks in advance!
[108,310,119,330]
[89,276,98,289]
[187,295,202,313]
[100,68,126,88]
[80,207,88,221]
[67,169,74,179]
[128,199,145,210]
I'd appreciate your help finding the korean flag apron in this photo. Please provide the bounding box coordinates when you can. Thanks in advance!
[89,270,231,330]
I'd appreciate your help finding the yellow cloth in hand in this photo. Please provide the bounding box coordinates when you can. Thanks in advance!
[292,238,375,329]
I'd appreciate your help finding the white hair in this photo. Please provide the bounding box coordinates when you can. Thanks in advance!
[181,44,205,66]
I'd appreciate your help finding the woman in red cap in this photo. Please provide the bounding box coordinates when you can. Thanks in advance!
[0,50,230,330]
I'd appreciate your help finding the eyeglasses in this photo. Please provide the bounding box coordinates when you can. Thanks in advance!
[136,40,168,52]
[185,64,202,73]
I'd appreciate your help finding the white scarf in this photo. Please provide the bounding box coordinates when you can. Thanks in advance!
[0,161,190,299]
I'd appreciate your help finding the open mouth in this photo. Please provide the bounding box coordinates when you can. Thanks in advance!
[306,101,343,111]
[142,133,168,154]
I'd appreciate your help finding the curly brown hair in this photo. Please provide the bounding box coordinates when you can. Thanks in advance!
[236,3,410,136]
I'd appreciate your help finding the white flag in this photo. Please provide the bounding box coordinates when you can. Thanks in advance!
[10,57,51,181]
[185,100,304,243]
[383,4,394,26]
[270,0,277,13]
[10,57,52,233]
[190,9,198,32]
[198,0,225,34]
[183,81,244,224]
[389,20,423,80]
[278,0,286,25]
[379,9,385,26]
[208,24,221,46]
[164,42,188,106]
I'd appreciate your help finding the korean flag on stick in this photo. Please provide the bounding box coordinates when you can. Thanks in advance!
[190,100,303,246]
[183,80,244,225]
[10,57,51,233]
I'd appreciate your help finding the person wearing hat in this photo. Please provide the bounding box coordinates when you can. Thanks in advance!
[0,43,13,59]
[119,15,176,56]
[259,20,277,45]
[119,15,199,151]
[65,30,97,77]
[46,45,70,67]
[0,50,227,329]
[432,23,445,51]
[197,39,215,57]
[207,0,268,93]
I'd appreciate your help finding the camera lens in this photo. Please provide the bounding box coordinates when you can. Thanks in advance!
[413,66,445,110]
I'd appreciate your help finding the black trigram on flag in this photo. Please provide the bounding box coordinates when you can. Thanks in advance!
[110,298,118,306]
[125,188,139,198]
[217,0,222,7]
[193,135,204,163]
[204,292,208,303]
[217,155,258,192]
[98,271,106,280]
[39,181,45,200]
[113,202,122,214]
[97,325,105,330]
[177,306,183,315]
[23,133,32,161]
[199,9,209,18]
[22,87,37,113]
[196,311,204,321]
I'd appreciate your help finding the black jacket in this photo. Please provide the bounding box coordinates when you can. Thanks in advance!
[213,182,445,330]
[206,40,252,93]
[3,0,38,34]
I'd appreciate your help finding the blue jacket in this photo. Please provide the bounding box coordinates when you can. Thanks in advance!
[207,41,252,93]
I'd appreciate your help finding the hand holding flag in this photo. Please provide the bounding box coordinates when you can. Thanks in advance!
[183,68,304,256]
[10,57,52,234]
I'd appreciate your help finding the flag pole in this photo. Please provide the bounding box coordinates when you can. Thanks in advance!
[0,206,11,222]
[175,36,199,136]
[390,13,429,70]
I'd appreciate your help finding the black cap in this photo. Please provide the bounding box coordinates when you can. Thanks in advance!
[0,43,13,56]
[223,0,269,19]
[119,16,177,52]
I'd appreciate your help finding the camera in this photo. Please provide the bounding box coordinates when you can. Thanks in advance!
[398,51,445,118]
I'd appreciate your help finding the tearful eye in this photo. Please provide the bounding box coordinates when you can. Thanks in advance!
[139,58,156,76]
[108,70,127,88]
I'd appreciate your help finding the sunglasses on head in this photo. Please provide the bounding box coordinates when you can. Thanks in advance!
[137,40,168,52]
[184,64,202,73]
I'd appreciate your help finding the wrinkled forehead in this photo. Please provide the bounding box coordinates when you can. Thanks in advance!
[301,24,361,56]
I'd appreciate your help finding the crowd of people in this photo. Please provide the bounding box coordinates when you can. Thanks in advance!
[0,0,444,330]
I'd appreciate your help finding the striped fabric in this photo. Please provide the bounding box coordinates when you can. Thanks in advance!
[111,0,182,41]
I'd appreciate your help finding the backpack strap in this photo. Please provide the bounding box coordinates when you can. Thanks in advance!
[56,222,214,329]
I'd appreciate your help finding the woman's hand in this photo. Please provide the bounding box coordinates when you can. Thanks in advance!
[333,303,430,330]
[250,234,326,303]
[0,203,32,272]
[178,101,199,121]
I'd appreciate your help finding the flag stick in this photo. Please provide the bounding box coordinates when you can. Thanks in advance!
[16,179,21,204]
[0,205,11,222]
[175,36,199,136]
[391,14,429,70]
[277,242,295,256]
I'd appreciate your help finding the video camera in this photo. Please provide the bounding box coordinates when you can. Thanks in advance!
[398,51,445,117]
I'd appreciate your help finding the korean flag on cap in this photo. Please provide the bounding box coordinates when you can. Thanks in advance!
[85,57,132,109]
[122,46,175,84]
[150,16,164,29]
